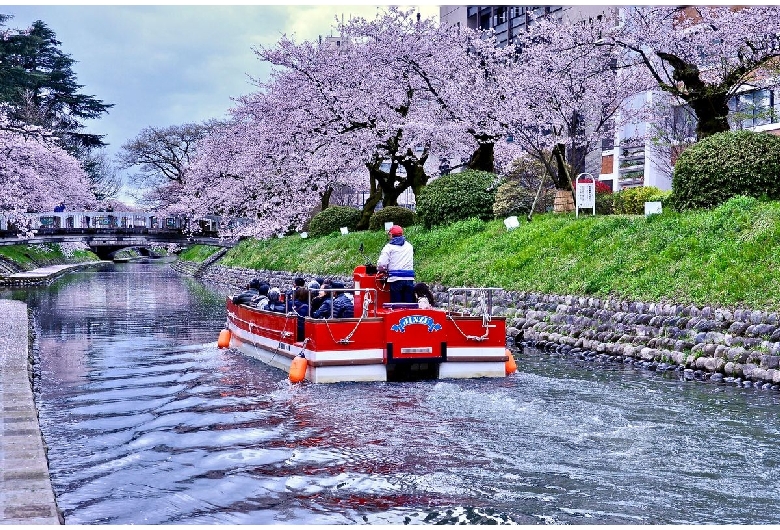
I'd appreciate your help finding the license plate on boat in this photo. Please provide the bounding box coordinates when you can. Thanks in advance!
[400,347,433,354]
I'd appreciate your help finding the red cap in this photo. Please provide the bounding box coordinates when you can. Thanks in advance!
[388,225,403,236]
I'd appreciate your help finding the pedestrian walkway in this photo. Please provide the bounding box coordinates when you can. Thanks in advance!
[3,263,85,281]
[0,262,105,287]
[0,299,61,524]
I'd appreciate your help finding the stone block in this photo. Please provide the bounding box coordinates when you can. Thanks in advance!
[760,355,780,369]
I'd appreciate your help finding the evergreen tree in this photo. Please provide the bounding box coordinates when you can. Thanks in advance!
[0,17,113,150]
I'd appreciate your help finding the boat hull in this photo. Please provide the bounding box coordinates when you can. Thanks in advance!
[225,298,508,384]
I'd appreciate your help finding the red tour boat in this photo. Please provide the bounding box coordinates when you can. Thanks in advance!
[219,265,515,383]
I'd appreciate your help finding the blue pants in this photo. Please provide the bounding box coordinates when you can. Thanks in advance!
[390,280,415,303]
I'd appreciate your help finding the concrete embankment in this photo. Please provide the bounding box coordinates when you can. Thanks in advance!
[176,259,780,389]
[0,299,61,524]
[0,262,107,287]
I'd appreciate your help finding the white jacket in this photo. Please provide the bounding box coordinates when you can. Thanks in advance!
[377,238,414,282]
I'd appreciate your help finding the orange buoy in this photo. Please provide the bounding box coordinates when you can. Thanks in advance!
[289,355,307,383]
[505,348,517,375]
[217,329,231,349]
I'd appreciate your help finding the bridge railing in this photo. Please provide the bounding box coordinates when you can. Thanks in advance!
[1,211,252,239]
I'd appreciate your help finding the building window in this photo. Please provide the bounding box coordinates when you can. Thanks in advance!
[730,88,776,129]
[480,12,491,30]
[495,6,507,25]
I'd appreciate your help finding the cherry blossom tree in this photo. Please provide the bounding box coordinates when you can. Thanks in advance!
[601,6,780,139]
[507,13,643,202]
[180,8,444,235]
[179,118,325,238]
[404,22,517,174]
[252,8,448,230]
[0,108,95,230]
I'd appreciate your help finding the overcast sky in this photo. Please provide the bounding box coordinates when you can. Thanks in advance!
[1,3,439,195]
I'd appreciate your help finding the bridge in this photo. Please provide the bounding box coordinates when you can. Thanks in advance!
[0,210,244,259]
[0,230,235,260]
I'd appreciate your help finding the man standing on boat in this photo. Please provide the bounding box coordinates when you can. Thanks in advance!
[377,225,415,304]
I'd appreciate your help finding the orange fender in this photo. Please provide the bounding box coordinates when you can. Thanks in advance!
[505,348,517,375]
[217,329,231,349]
[289,355,308,383]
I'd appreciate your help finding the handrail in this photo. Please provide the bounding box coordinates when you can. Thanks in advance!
[445,287,503,317]
[301,287,378,318]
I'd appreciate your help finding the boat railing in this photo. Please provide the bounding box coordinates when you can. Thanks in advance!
[306,287,379,318]
[444,287,504,317]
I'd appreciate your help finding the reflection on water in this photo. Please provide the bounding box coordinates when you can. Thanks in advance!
[6,262,780,524]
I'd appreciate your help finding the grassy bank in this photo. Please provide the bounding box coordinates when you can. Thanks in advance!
[0,243,99,269]
[178,245,221,263]
[216,196,780,310]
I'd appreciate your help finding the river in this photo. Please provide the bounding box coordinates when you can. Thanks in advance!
[3,261,780,524]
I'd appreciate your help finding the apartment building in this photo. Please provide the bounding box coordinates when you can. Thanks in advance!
[439,6,612,46]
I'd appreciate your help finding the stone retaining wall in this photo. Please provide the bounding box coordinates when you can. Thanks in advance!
[174,260,780,389]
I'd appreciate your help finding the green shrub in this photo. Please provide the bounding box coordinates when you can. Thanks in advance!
[671,130,780,210]
[595,192,614,215]
[308,206,362,237]
[493,157,553,218]
[492,180,537,218]
[647,190,672,203]
[613,186,666,214]
[416,170,499,229]
[368,206,417,231]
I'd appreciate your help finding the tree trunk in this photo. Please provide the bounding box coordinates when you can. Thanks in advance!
[400,159,430,202]
[690,94,730,140]
[468,142,495,173]
[320,186,333,211]
[551,143,576,204]
[356,170,383,231]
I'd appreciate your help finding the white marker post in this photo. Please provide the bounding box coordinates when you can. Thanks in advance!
[503,216,520,231]
[575,173,596,218]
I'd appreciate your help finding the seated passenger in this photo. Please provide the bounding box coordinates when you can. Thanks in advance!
[266,287,287,313]
[309,282,327,314]
[286,277,306,312]
[413,282,436,309]
[313,281,354,319]
[331,282,354,318]
[232,278,261,305]
[254,283,270,310]
[293,287,310,317]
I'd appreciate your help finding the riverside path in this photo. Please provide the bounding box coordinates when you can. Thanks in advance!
[0,298,61,524]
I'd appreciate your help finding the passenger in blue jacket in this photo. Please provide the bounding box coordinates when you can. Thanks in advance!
[312,281,354,318]
[293,287,310,317]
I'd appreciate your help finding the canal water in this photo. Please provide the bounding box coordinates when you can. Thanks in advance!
[4,262,780,524]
